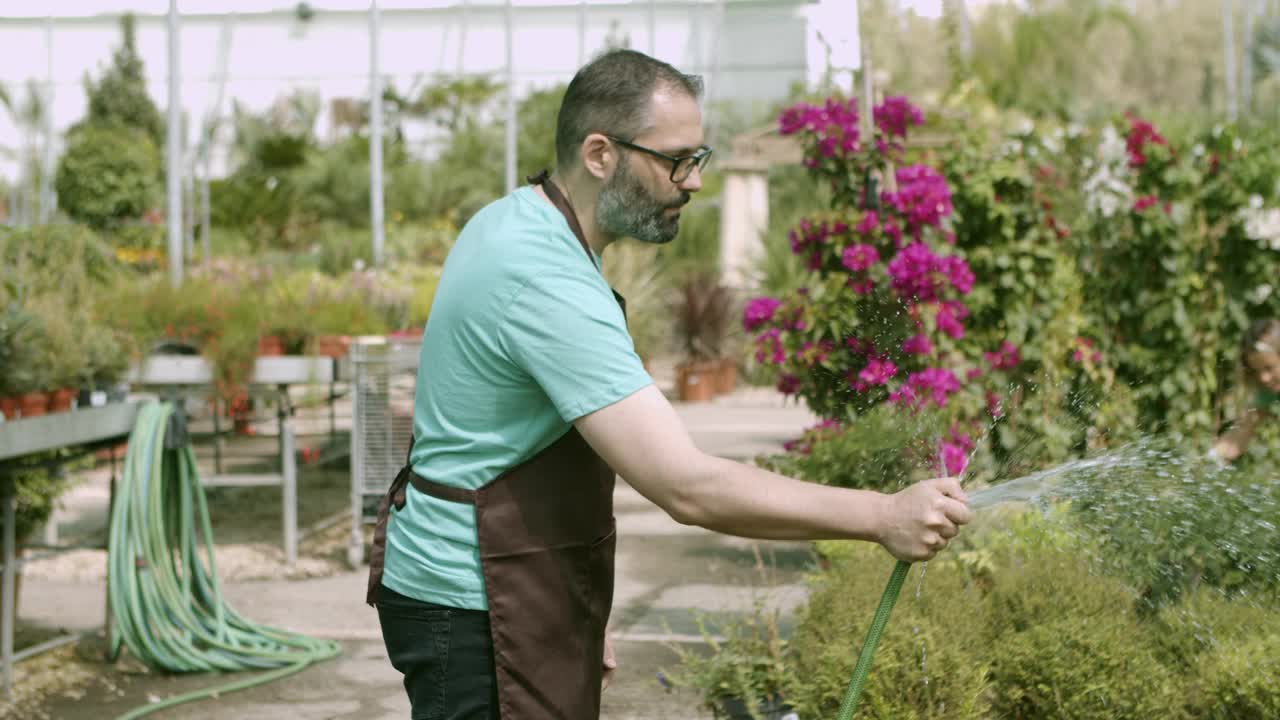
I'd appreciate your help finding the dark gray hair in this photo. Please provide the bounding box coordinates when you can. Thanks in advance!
[555,49,703,173]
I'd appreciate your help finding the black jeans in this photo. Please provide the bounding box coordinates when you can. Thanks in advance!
[377,584,500,720]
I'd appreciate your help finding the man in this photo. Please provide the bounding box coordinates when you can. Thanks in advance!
[368,49,972,720]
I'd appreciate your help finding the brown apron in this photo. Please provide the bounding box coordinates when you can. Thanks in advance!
[367,170,622,719]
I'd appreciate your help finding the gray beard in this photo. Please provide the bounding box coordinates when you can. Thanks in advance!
[596,156,686,245]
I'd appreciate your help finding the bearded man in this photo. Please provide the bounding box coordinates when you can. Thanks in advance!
[368,48,971,720]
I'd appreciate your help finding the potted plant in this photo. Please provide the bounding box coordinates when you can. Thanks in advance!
[666,602,797,720]
[673,272,732,403]
[78,325,130,407]
[33,299,85,413]
[0,303,36,420]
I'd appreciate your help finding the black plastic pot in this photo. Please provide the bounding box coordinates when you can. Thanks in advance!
[714,696,797,720]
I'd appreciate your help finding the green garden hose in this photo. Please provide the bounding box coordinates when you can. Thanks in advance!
[107,402,340,719]
[835,559,911,720]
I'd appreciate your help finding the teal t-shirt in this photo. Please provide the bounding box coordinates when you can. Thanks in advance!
[381,186,653,610]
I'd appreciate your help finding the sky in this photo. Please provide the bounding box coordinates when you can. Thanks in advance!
[1,1,953,20]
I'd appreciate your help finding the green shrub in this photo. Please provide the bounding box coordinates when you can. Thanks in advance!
[755,405,946,493]
[788,544,992,719]
[665,601,795,717]
[0,456,73,546]
[1068,448,1280,610]
[54,126,160,230]
[1191,628,1280,719]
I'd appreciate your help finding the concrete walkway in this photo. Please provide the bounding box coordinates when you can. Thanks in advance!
[14,387,819,719]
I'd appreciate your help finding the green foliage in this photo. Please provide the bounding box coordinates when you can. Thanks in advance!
[755,405,945,493]
[664,600,795,717]
[80,13,163,144]
[602,242,670,360]
[54,126,160,230]
[672,271,733,362]
[788,543,992,719]
[1075,118,1280,436]
[785,510,1280,720]
[0,456,73,545]
[1068,447,1280,611]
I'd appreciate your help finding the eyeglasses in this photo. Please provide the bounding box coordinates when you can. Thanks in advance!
[605,135,713,183]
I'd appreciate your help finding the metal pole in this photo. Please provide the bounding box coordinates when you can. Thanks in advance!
[370,0,386,267]
[504,0,517,194]
[166,0,184,288]
[953,0,972,63]
[649,0,657,56]
[707,0,726,141]
[2,477,15,697]
[202,15,235,265]
[282,419,297,568]
[1224,0,1238,122]
[578,0,587,67]
[1243,0,1256,114]
[39,15,55,225]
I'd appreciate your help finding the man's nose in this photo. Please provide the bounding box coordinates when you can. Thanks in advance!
[678,166,703,193]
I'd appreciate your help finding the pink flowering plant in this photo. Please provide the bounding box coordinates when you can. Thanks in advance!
[748,95,1029,481]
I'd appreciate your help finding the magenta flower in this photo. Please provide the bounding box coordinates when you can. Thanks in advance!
[940,442,969,475]
[855,211,880,236]
[777,373,801,395]
[1125,114,1167,167]
[935,301,968,339]
[986,391,1003,419]
[743,297,782,331]
[1071,337,1103,364]
[858,357,898,386]
[873,96,924,139]
[842,243,880,273]
[902,334,932,355]
[881,165,953,237]
[983,340,1021,371]
[1133,195,1158,213]
[909,367,961,408]
[942,256,974,294]
[849,278,876,295]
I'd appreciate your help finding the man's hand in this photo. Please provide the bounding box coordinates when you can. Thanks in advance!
[877,477,972,562]
[601,634,617,691]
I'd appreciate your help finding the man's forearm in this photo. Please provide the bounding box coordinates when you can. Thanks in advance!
[673,454,890,542]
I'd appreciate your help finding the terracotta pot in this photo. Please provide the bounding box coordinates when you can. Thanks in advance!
[677,360,719,403]
[312,334,351,358]
[0,396,18,421]
[257,335,286,356]
[49,388,77,412]
[714,358,737,395]
[18,392,49,418]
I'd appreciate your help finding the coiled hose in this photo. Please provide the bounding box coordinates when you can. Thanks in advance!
[107,402,340,719]
[835,559,911,720]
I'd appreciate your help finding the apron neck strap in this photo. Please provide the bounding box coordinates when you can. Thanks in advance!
[527,170,594,263]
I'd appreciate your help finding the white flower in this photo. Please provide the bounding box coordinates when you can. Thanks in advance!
[1042,135,1061,155]
[1249,284,1274,304]
[1084,165,1133,219]
[1241,206,1280,250]
[1097,125,1128,167]
[1067,123,1084,138]
[1192,144,1205,157]
[1169,202,1190,225]
[1249,194,1264,210]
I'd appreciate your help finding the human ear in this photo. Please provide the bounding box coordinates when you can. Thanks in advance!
[580,133,614,181]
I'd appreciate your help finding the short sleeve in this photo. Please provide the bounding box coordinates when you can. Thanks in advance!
[499,270,653,422]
